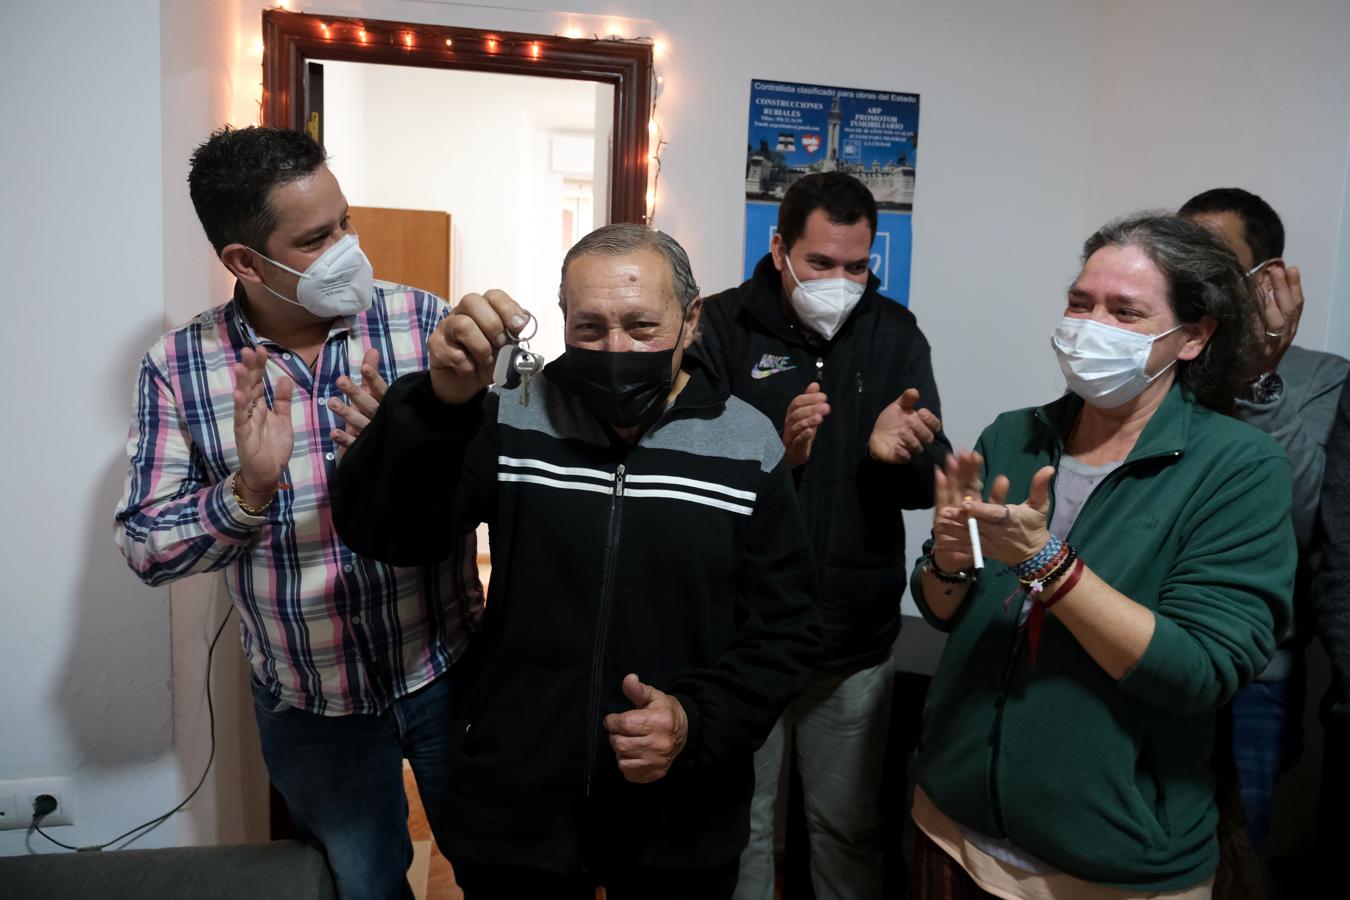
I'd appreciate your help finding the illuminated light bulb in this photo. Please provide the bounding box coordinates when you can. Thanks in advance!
[530,42,542,58]
[603,22,624,38]
[653,39,666,57]
[487,37,498,52]
[656,74,665,85]
[276,0,290,10]
[564,26,583,39]
[403,32,413,47]
[646,189,656,206]
[251,36,264,57]
[319,23,330,38]
[358,29,368,43]
[445,38,454,47]
[648,118,658,137]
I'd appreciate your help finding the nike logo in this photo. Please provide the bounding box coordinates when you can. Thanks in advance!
[751,354,797,380]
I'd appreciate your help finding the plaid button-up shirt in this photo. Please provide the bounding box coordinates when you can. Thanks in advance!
[116,281,477,715]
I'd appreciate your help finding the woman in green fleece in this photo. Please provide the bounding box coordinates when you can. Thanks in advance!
[908,213,1296,900]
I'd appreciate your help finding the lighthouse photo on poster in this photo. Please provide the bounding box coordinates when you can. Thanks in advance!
[743,79,920,304]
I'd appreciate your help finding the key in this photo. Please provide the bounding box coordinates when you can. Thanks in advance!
[514,349,541,405]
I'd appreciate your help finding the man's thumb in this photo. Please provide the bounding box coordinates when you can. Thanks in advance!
[804,381,822,395]
[898,387,920,410]
[622,673,656,708]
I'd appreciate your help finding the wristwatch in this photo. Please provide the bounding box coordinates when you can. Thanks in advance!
[1247,371,1284,404]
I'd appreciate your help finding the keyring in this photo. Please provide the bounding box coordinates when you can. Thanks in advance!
[515,312,538,344]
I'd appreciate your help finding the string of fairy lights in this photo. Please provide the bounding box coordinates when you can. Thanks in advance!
[256,4,669,225]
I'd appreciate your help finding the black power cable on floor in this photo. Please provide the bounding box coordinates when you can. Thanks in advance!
[32,607,235,852]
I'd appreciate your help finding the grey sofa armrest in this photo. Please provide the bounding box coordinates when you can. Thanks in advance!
[0,839,336,900]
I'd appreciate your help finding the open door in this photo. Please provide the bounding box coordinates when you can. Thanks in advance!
[347,207,453,301]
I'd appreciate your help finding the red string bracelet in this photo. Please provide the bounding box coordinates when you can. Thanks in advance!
[1027,558,1086,670]
[1043,558,1086,609]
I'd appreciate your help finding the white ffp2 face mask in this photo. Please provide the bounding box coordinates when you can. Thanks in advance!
[1051,316,1184,408]
[784,255,866,340]
[251,234,374,318]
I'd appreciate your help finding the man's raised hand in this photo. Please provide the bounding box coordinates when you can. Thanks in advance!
[782,382,831,467]
[428,289,531,405]
[231,347,294,506]
[868,388,941,464]
[328,347,388,454]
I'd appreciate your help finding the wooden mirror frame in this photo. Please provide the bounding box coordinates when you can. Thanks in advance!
[261,9,653,224]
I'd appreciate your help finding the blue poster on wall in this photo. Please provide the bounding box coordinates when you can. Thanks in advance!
[743,79,919,305]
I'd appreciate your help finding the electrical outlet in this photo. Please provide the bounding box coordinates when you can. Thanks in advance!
[0,778,74,831]
[0,793,17,829]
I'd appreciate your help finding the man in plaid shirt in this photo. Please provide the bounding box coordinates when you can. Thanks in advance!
[115,126,478,900]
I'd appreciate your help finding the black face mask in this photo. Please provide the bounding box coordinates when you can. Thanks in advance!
[558,323,684,430]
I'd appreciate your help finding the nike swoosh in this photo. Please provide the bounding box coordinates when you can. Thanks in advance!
[751,365,797,380]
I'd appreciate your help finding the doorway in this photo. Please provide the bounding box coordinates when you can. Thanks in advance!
[320,60,614,365]
[261,9,653,226]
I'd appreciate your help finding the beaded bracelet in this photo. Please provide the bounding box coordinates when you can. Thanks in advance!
[1024,542,1075,586]
[1012,534,1063,581]
[1031,545,1078,593]
[923,555,978,584]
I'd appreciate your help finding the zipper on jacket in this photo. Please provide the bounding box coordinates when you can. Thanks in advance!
[814,357,824,382]
[987,624,1026,837]
[986,411,1181,837]
[584,462,626,796]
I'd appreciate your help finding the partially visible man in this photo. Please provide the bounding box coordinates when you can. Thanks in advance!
[1310,373,1350,860]
[115,126,478,900]
[332,224,822,899]
[695,172,949,900]
[1181,187,1349,849]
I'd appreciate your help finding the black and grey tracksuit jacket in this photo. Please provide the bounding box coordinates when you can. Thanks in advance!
[332,359,821,871]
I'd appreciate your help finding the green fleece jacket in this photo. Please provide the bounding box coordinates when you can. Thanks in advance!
[911,384,1295,891]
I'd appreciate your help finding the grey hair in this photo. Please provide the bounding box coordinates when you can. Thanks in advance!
[1081,211,1261,414]
[558,223,700,311]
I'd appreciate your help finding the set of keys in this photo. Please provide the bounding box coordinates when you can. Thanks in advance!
[491,313,543,406]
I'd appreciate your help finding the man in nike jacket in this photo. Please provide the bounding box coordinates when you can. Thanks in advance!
[695,172,950,900]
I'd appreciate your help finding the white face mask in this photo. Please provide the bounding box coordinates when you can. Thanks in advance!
[250,234,374,318]
[783,254,866,340]
[1051,316,1185,408]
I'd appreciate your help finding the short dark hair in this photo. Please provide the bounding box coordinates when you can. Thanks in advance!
[776,172,877,250]
[1082,212,1261,414]
[1178,187,1284,265]
[187,126,328,255]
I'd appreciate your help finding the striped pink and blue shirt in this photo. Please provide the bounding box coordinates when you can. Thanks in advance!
[116,281,476,715]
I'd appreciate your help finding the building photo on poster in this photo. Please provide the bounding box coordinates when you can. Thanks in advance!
[743,79,919,303]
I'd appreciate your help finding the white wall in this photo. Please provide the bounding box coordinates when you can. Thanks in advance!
[0,0,182,855]
[1087,0,1350,359]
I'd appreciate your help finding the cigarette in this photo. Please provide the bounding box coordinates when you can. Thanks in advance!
[965,496,985,569]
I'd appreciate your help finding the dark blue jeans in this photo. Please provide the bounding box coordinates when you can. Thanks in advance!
[251,672,457,900]
[1231,678,1299,850]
